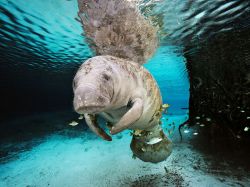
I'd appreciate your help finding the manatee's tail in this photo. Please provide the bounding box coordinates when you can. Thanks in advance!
[77,0,158,64]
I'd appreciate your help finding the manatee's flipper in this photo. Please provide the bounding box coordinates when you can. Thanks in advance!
[84,113,112,141]
[110,98,143,134]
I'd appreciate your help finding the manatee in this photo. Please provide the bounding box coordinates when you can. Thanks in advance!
[73,0,172,163]
[73,55,172,163]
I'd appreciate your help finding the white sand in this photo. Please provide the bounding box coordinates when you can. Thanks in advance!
[0,115,249,187]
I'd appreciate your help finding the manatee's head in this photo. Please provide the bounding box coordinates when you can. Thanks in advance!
[73,58,114,114]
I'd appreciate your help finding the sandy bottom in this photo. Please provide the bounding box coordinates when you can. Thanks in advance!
[0,112,249,187]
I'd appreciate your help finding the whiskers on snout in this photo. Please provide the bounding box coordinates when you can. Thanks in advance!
[75,104,106,114]
[73,93,108,114]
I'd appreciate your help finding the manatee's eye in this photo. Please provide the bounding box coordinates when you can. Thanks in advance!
[102,73,110,81]
[97,96,105,103]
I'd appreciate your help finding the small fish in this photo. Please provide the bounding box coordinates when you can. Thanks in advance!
[247,116,250,120]
[162,104,170,108]
[200,124,205,127]
[244,127,249,132]
[78,115,84,120]
[184,129,189,133]
[146,137,163,145]
[195,116,200,120]
[134,129,143,136]
[240,110,245,113]
[206,118,211,122]
[193,132,198,135]
[68,121,79,126]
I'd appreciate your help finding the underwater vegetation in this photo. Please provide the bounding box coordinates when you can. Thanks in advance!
[185,28,250,141]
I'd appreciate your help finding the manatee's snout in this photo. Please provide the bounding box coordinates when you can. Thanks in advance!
[73,84,109,114]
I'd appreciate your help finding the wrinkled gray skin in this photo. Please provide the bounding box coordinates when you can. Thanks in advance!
[73,55,172,163]
[74,0,172,163]
[73,55,162,140]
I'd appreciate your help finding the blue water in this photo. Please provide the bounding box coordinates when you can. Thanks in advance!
[0,0,91,70]
[145,46,189,115]
[0,0,250,186]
